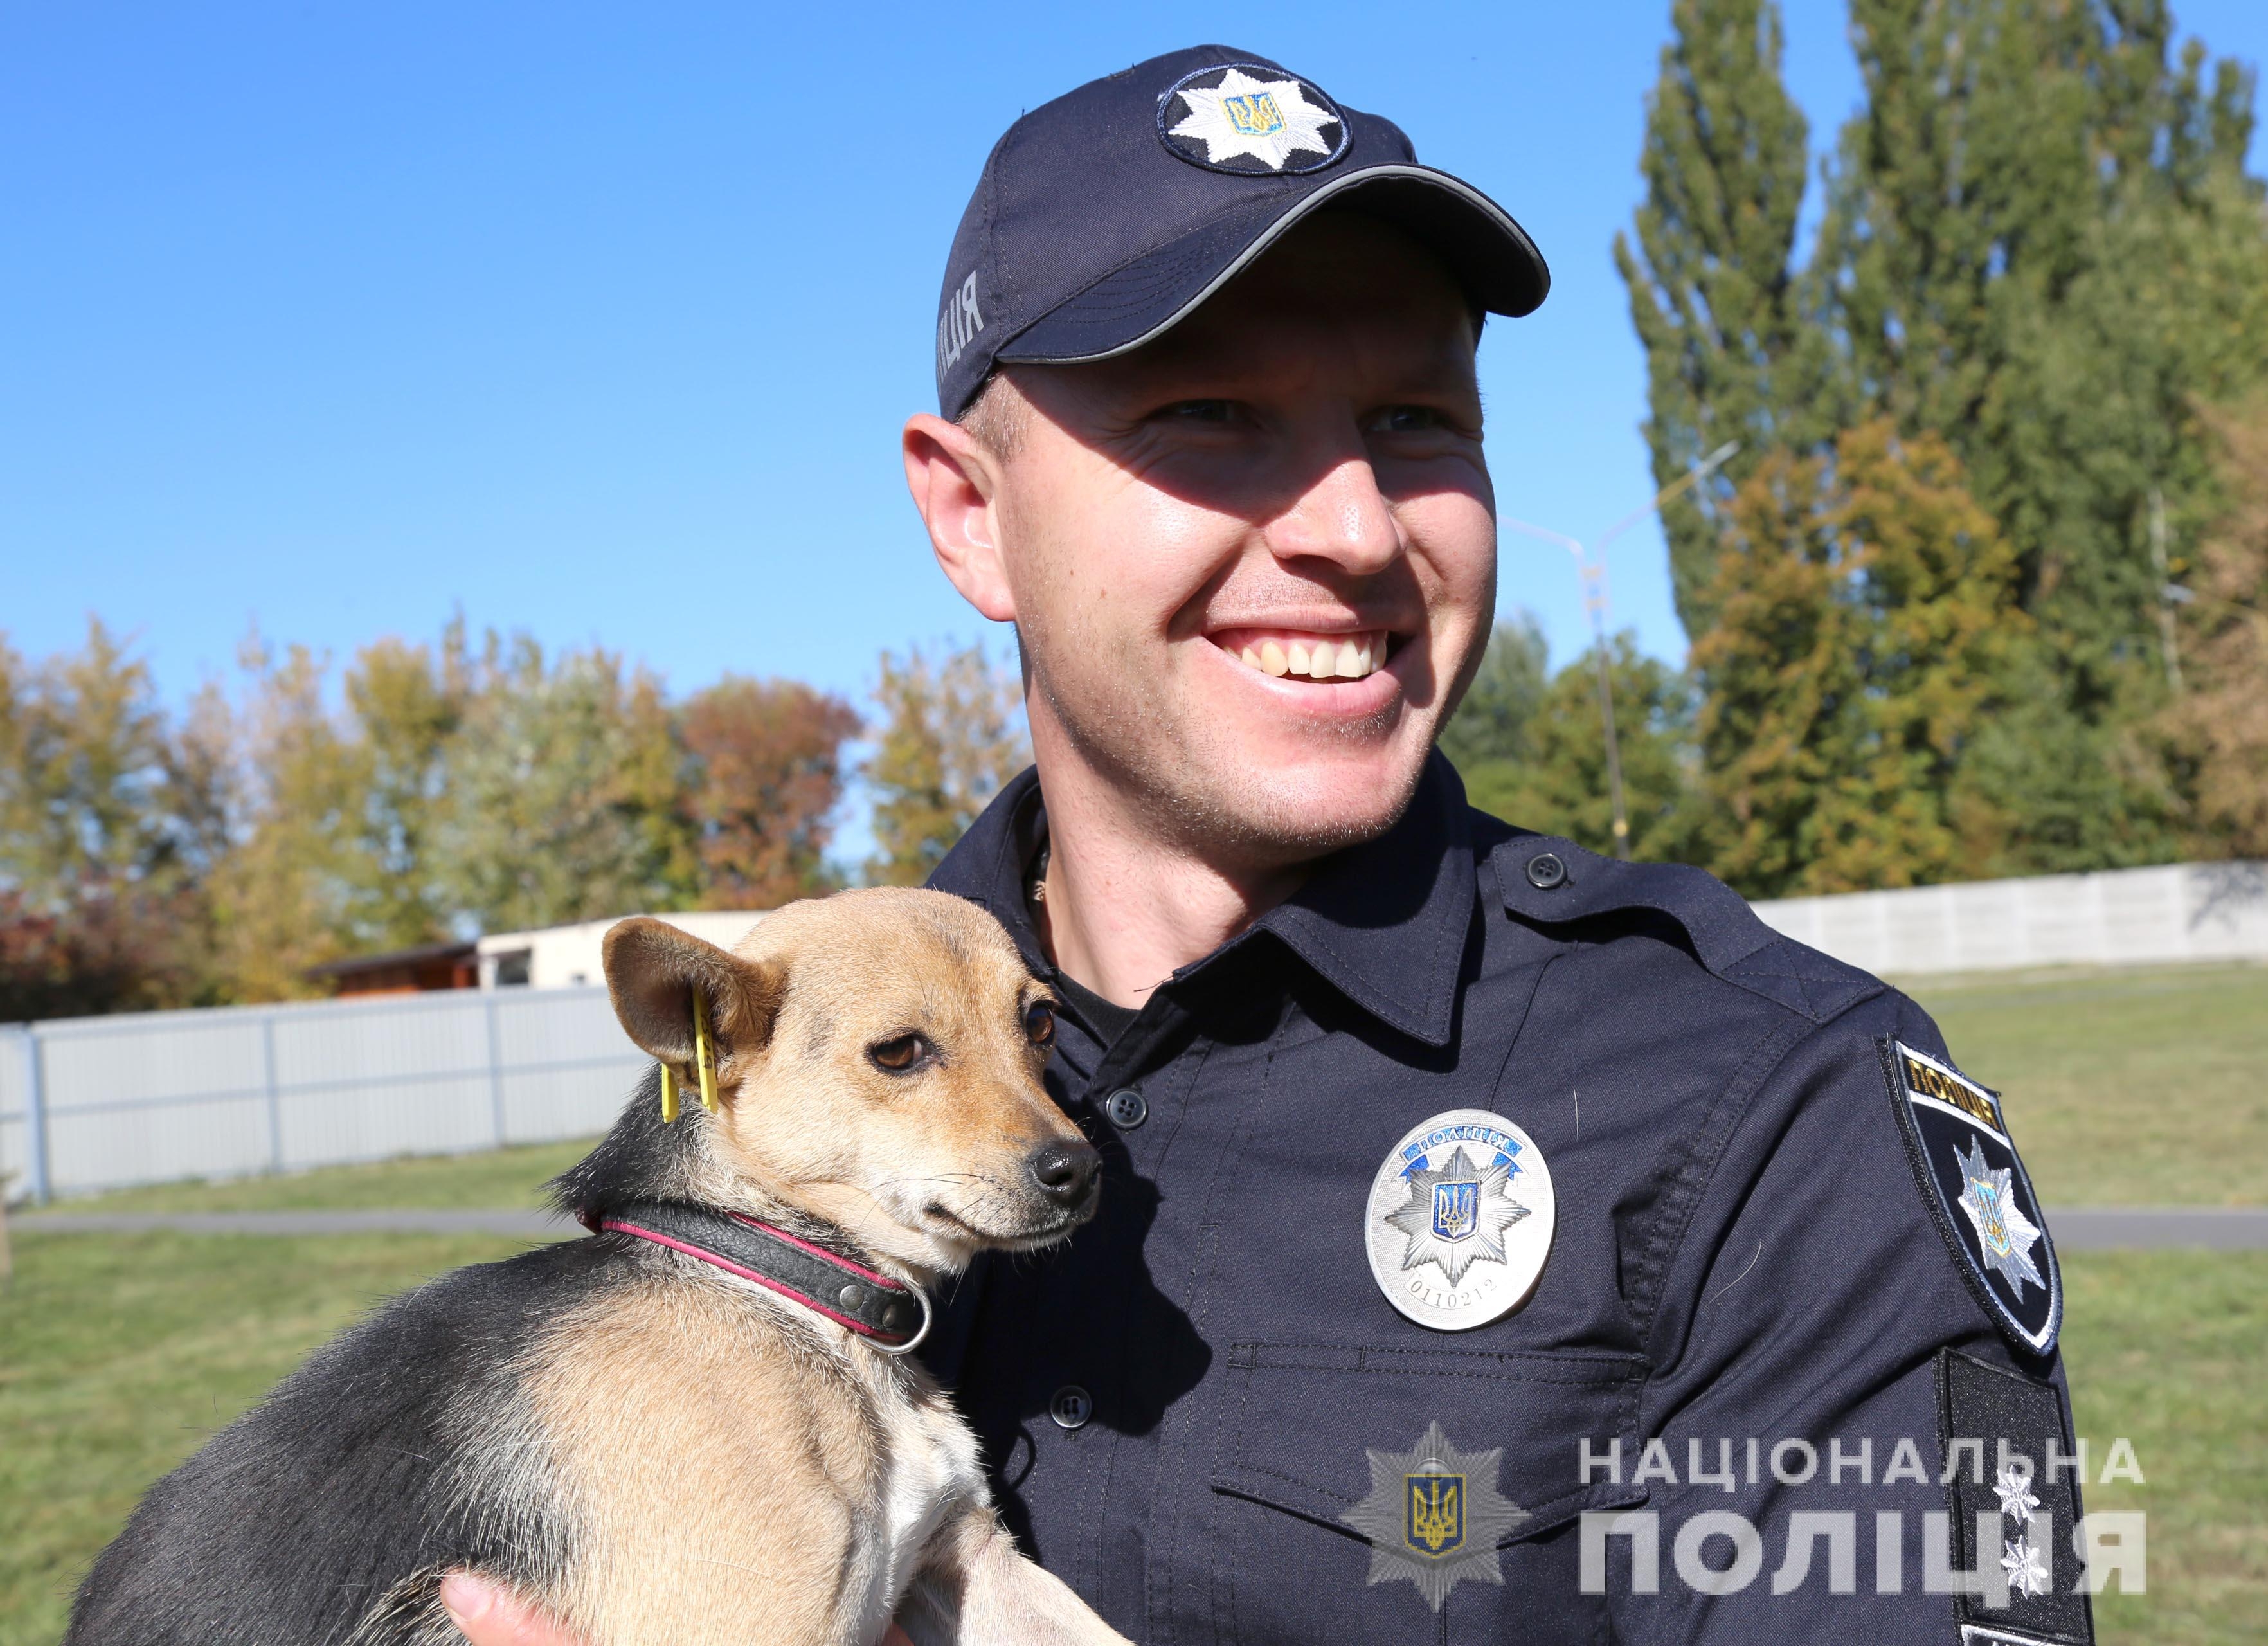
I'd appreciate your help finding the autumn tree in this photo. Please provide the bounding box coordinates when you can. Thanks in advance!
[437,637,695,933]
[680,676,861,908]
[1695,421,2025,896]
[2160,397,2268,856]
[337,627,471,951]
[200,638,361,1000]
[0,620,216,1011]
[865,644,1029,887]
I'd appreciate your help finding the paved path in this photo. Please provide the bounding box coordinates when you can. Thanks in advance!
[15,1206,2268,1249]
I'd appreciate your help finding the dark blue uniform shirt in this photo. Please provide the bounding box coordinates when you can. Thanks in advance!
[925,755,2090,1645]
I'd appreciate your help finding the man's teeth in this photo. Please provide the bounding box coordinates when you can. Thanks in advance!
[1232,633,1387,681]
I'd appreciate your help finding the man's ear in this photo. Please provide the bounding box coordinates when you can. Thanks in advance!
[602,918,784,1075]
[903,413,1017,623]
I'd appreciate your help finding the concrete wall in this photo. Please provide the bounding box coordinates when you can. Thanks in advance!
[1752,860,2268,977]
[1,986,638,1202]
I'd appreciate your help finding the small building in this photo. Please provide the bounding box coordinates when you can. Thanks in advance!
[306,911,769,998]
[305,940,480,997]
[476,910,768,990]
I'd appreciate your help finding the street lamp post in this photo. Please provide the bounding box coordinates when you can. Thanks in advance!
[1500,441,1740,860]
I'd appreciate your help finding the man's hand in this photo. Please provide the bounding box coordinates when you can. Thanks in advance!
[438,1572,918,1645]
[439,1575,579,1646]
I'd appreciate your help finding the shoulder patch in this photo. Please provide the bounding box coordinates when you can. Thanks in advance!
[1938,1349,2094,1642]
[1886,1040,2062,1355]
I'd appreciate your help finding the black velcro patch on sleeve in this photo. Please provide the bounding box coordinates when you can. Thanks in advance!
[1938,1348,2094,1643]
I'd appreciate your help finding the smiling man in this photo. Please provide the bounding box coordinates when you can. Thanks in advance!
[449,46,2089,1646]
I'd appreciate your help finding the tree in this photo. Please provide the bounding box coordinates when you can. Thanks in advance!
[1814,2,2266,866]
[337,628,471,951]
[866,644,1029,887]
[1437,615,1549,775]
[1460,634,1706,864]
[0,621,215,1011]
[0,619,185,902]
[1613,0,1833,631]
[681,676,861,908]
[1694,421,2025,896]
[201,638,361,1001]
[2160,397,2268,856]
[437,637,696,933]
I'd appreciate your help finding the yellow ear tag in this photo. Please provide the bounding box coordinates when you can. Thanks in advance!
[692,988,721,1115]
[659,1062,680,1125]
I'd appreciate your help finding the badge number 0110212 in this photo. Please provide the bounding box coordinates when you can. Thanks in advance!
[1365,1108,1556,1331]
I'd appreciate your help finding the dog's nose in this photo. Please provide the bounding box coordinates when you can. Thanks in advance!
[1027,1139,1101,1208]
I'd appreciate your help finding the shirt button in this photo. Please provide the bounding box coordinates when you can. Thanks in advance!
[1050,1385,1092,1430]
[1104,1087,1148,1128]
[1526,851,1569,890]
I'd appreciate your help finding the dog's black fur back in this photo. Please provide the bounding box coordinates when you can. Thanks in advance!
[66,1070,701,1645]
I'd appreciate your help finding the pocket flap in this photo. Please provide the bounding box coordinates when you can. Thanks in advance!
[1209,1341,1650,1546]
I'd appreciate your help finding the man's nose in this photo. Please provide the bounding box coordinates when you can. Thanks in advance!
[1027,1138,1101,1209]
[1263,451,1405,576]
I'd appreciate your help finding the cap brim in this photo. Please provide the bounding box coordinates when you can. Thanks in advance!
[994,164,1547,368]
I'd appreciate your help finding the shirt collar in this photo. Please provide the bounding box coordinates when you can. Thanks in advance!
[928,754,1477,1049]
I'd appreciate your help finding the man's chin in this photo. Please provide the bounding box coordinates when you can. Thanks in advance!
[1141,742,1433,864]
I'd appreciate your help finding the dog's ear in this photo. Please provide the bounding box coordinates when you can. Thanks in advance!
[602,917,784,1074]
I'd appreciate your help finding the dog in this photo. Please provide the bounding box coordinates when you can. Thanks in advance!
[66,889,1132,1646]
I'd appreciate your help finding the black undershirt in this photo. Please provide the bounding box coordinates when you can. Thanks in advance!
[1048,966,1140,1051]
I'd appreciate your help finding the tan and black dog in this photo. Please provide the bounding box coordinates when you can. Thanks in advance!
[66,889,1131,1646]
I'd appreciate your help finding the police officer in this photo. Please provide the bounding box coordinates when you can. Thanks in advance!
[449,46,2090,1645]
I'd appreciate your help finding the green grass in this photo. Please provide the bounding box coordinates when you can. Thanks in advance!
[1899,963,2268,1207]
[2062,1251,2268,1645]
[0,1231,527,1646]
[0,1236,2255,1644]
[25,1136,597,1216]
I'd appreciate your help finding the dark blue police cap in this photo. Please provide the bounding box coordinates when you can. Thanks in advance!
[933,45,1550,417]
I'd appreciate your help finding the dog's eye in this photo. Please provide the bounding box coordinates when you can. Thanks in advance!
[1024,1000,1056,1047]
[868,1033,933,1074]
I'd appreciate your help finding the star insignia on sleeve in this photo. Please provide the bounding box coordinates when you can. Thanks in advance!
[1383,1146,1529,1286]
[1166,68,1340,171]
[1993,1461,2041,1525]
[2001,1534,2051,1599]
[1953,1135,2046,1296]
[1338,1421,1529,1611]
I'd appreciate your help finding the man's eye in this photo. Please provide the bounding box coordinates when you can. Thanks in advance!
[1157,399,1237,424]
[1372,405,1446,433]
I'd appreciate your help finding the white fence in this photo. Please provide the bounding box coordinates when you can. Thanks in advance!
[4,860,2262,1205]
[0,986,641,1204]
[1753,860,2268,978]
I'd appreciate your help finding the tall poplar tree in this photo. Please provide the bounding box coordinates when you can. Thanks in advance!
[1614,0,1830,632]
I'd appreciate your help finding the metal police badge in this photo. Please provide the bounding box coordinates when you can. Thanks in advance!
[1365,1108,1555,1330]
[1340,1420,1529,1610]
[1884,1040,2062,1355]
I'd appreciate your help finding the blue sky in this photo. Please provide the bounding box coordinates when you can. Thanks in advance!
[6,2,2262,718]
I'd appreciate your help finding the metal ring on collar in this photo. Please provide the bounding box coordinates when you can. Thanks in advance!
[868,1283,935,1357]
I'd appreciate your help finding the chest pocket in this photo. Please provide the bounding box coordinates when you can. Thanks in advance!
[1204,1341,1646,1646]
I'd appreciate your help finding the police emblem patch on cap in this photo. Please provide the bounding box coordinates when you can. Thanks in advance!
[1365,1108,1554,1330]
[1884,1040,2062,1355]
[1156,62,1349,175]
